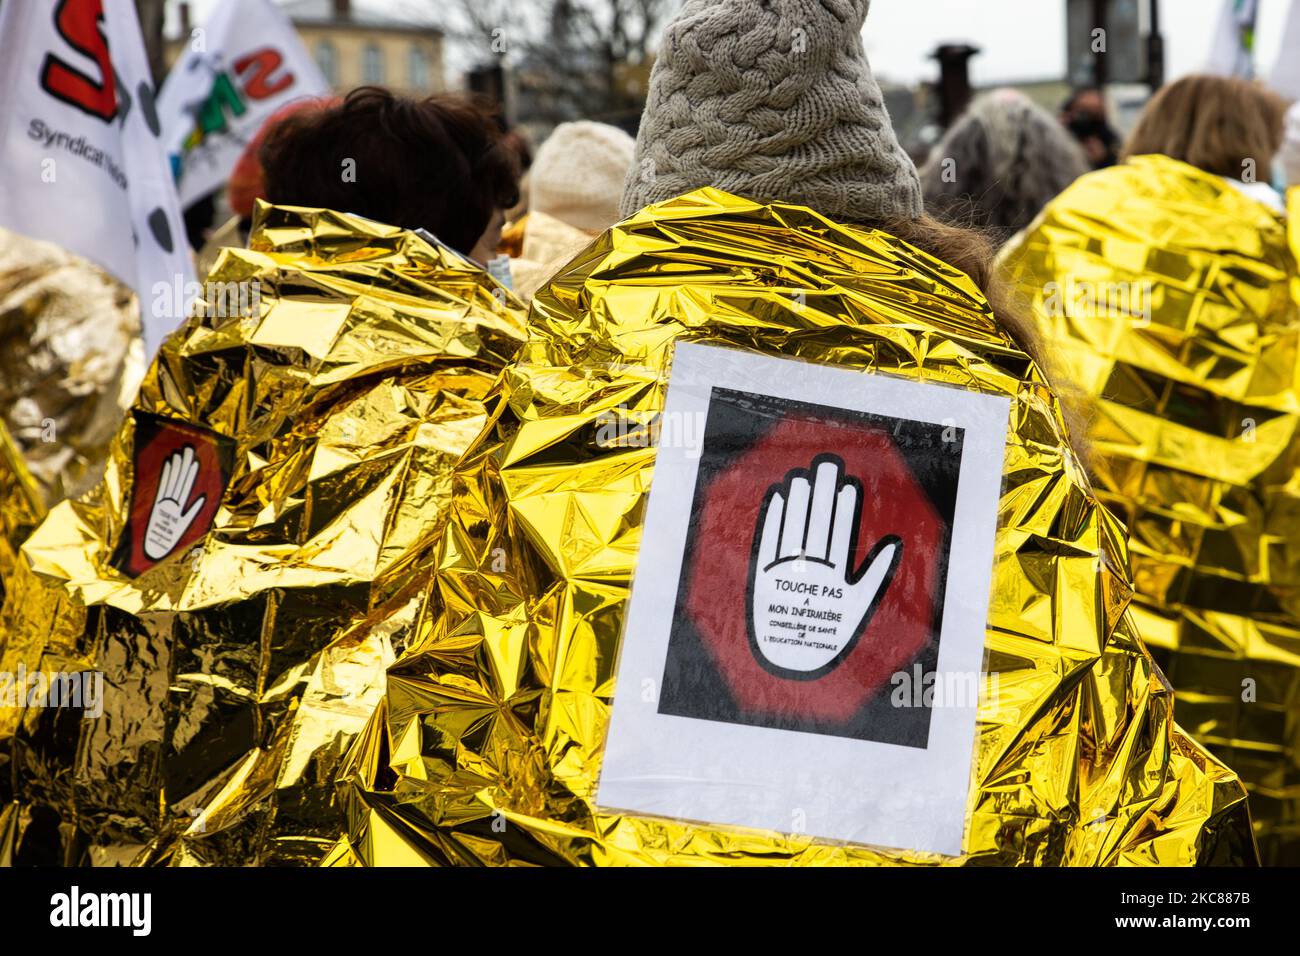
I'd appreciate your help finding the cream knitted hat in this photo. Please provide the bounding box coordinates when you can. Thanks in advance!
[530,121,636,234]
[621,0,923,223]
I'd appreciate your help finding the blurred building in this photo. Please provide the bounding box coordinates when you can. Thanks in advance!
[471,51,654,144]
[882,83,929,162]
[986,79,1073,115]
[169,0,445,96]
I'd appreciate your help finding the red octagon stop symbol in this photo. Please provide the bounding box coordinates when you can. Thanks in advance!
[683,413,948,727]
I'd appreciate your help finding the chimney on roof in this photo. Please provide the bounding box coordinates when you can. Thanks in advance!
[930,43,980,129]
[333,0,352,20]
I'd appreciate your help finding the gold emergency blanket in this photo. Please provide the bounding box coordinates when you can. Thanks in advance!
[1001,155,1300,863]
[0,226,143,508]
[0,421,44,611]
[0,424,70,866]
[330,187,1255,866]
[0,204,528,865]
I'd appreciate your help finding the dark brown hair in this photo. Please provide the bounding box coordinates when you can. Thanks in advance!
[259,86,520,254]
[1123,74,1288,182]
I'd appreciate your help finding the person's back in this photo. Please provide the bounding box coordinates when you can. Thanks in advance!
[331,0,1255,868]
[1001,73,1299,862]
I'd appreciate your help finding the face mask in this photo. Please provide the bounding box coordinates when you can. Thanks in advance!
[1067,115,1116,146]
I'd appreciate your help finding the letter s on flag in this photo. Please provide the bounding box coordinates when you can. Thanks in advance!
[40,0,118,122]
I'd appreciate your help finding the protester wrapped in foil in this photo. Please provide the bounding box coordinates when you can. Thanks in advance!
[0,427,78,866]
[0,232,141,807]
[1001,155,1300,862]
[0,203,528,865]
[329,188,1256,867]
[0,227,143,508]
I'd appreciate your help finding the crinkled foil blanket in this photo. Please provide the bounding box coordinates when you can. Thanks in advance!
[0,226,143,508]
[1,204,527,865]
[0,423,44,615]
[319,188,1255,866]
[1002,158,1300,863]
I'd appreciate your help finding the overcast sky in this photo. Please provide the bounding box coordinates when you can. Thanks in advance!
[862,0,1292,86]
[174,0,1296,89]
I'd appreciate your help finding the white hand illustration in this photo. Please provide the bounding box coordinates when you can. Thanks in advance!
[749,456,902,677]
[143,445,207,561]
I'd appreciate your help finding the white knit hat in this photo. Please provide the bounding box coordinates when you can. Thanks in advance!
[530,121,636,234]
[621,0,923,223]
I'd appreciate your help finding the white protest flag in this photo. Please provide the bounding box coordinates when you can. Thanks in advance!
[159,0,330,210]
[1206,0,1261,78]
[1270,0,1300,98]
[0,0,194,358]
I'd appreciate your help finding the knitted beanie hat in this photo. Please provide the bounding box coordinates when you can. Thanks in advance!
[620,0,923,223]
[531,121,636,233]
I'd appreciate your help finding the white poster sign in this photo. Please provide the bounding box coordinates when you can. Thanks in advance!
[597,343,1010,856]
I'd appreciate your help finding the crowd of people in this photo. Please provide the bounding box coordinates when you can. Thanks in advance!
[2,0,1299,867]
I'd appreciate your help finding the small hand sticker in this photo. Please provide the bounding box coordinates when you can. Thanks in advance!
[749,455,902,678]
[143,445,207,561]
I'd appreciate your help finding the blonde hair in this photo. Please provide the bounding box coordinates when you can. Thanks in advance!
[1123,75,1288,182]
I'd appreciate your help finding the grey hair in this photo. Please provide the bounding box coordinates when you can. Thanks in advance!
[919,90,1090,243]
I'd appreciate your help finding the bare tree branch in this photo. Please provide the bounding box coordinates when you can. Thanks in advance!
[430,0,677,125]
